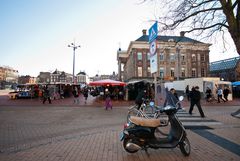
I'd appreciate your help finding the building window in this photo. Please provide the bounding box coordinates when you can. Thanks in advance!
[170,53,175,61]
[192,54,196,62]
[170,68,175,77]
[181,68,185,77]
[147,67,151,75]
[147,52,150,60]
[159,67,164,78]
[160,53,164,61]
[200,54,205,61]
[137,52,142,60]
[181,54,185,61]
[147,67,151,77]
[201,68,205,77]
[138,67,142,77]
[192,68,196,77]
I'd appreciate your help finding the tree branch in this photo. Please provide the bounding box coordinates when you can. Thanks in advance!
[191,0,216,9]
[183,22,228,33]
[232,0,239,9]
[169,7,223,28]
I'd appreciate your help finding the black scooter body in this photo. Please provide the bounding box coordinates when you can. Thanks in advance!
[121,97,191,156]
[126,126,152,139]
[125,114,185,148]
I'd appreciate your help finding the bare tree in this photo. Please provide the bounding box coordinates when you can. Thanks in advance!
[142,0,240,55]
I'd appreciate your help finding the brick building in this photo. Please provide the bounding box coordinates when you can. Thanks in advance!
[18,75,36,84]
[117,30,211,82]
[0,66,18,88]
[37,72,51,83]
[50,69,72,84]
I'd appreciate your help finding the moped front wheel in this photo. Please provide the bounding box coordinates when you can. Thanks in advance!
[179,137,191,156]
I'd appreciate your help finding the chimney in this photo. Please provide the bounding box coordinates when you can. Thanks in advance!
[180,31,185,37]
[142,29,147,35]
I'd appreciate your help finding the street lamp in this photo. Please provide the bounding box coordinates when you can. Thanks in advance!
[176,45,182,81]
[68,42,81,84]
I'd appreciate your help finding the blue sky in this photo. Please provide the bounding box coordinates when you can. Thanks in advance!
[0,0,238,77]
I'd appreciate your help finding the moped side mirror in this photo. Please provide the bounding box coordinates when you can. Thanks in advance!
[149,101,154,106]
[179,96,184,101]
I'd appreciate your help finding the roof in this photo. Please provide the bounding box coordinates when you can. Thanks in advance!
[89,79,126,86]
[77,71,86,75]
[136,35,202,43]
[52,69,60,74]
[210,56,240,71]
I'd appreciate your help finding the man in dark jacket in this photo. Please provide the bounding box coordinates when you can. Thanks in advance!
[135,88,145,110]
[223,86,230,101]
[189,86,205,118]
[163,88,179,107]
[43,86,51,104]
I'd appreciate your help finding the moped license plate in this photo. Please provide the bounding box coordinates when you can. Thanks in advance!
[119,131,125,141]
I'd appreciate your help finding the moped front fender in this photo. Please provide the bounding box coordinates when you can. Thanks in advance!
[119,130,129,141]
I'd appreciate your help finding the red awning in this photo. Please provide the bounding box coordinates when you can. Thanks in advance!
[89,79,126,86]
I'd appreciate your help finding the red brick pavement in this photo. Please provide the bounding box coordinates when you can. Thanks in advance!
[0,89,239,161]
[0,105,239,161]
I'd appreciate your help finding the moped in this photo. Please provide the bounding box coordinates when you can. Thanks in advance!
[120,96,190,156]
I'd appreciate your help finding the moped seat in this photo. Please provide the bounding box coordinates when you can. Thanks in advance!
[129,116,161,127]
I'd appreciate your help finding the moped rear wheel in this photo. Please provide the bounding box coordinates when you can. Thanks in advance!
[123,138,139,153]
[179,137,191,156]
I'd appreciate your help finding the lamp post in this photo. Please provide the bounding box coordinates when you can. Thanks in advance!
[176,45,181,81]
[68,42,81,84]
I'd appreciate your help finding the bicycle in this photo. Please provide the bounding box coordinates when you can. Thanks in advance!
[127,100,169,126]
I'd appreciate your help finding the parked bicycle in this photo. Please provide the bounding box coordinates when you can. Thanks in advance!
[127,99,168,126]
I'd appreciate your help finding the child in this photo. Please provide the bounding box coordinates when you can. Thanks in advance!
[105,89,112,110]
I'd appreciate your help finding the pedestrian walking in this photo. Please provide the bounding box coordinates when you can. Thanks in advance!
[217,87,226,103]
[163,88,180,108]
[185,85,190,101]
[83,87,89,104]
[171,88,179,100]
[135,88,145,110]
[72,87,80,104]
[205,87,212,102]
[105,88,112,110]
[60,88,64,99]
[189,86,205,118]
[171,88,182,108]
[43,86,51,104]
[223,86,230,101]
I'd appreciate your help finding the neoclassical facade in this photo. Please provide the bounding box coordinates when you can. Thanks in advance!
[117,30,211,82]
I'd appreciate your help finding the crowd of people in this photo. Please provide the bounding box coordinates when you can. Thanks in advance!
[12,83,126,109]
[38,85,90,105]
[185,85,231,117]
[134,83,232,118]
[201,86,230,103]
[72,86,89,105]
[11,81,234,114]
[162,86,205,117]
